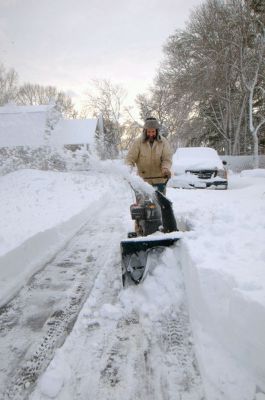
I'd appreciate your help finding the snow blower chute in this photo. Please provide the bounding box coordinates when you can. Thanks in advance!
[121,182,180,286]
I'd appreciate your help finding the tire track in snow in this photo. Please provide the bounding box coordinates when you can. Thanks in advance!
[85,301,204,400]
[92,249,205,400]
[39,245,205,400]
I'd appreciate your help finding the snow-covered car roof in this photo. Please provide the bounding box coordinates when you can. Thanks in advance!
[173,147,224,173]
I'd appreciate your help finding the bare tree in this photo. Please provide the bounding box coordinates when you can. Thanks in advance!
[240,0,265,166]
[120,118,142,150]
[161,0,246,153]
[136,73,193,150]
[82,79,127,159]
[16,83,78,119]
[142,0,265,157]
[0,64,18,105]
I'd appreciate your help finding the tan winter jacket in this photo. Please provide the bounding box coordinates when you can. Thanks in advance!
[126,135,172,185]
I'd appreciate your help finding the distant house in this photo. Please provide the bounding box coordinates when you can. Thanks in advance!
[50,119,98,152]
[0,104,102,152]
[0,104,55,147]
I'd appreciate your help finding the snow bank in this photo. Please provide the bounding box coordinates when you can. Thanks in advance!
[0,169,109,306]
[167,172,265,399]
[0,205,100,307]
[0,169,100,255]
[0,162,148,307]
[240,168,265,178]
[180,243,265,399]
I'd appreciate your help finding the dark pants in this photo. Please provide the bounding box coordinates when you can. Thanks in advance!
[152,183,166,195]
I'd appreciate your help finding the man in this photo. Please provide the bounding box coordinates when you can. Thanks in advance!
[126,117,172,194]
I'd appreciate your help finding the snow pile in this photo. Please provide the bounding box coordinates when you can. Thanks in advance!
[168,170,265,399]
[0,169,105,255]
[240,168,265,178]
[0,169,111,306]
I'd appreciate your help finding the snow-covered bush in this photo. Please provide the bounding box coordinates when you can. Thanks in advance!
[0,145,91,176]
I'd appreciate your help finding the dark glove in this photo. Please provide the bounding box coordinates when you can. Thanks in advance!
[162,168,171,178]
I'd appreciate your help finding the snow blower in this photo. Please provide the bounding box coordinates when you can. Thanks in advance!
[121,180,180,286]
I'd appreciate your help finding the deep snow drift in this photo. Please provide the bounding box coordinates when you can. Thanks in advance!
[0,165,265,400]
[169,170,265,399]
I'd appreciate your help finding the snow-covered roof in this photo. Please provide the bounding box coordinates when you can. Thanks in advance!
[173,147,224,173]
[0,104,53,114]
[50,119,97,146]
[0,104,98,147]
[0,105,51,147]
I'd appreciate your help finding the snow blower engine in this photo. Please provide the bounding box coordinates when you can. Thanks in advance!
[120,184,180,286]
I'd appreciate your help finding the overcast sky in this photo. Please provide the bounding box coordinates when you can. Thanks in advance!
[0,0,202,115]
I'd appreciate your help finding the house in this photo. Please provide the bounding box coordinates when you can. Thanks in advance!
[0,104,55,147]
[50,118,98,152]
[0,104,101,152]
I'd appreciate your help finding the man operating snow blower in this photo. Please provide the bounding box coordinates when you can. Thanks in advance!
[125,117,172,195]
[121,117,179,286]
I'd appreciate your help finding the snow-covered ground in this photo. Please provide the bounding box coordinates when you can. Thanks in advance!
[170,170,265,399]
[0,165,265,400]
[0,168,120,306]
